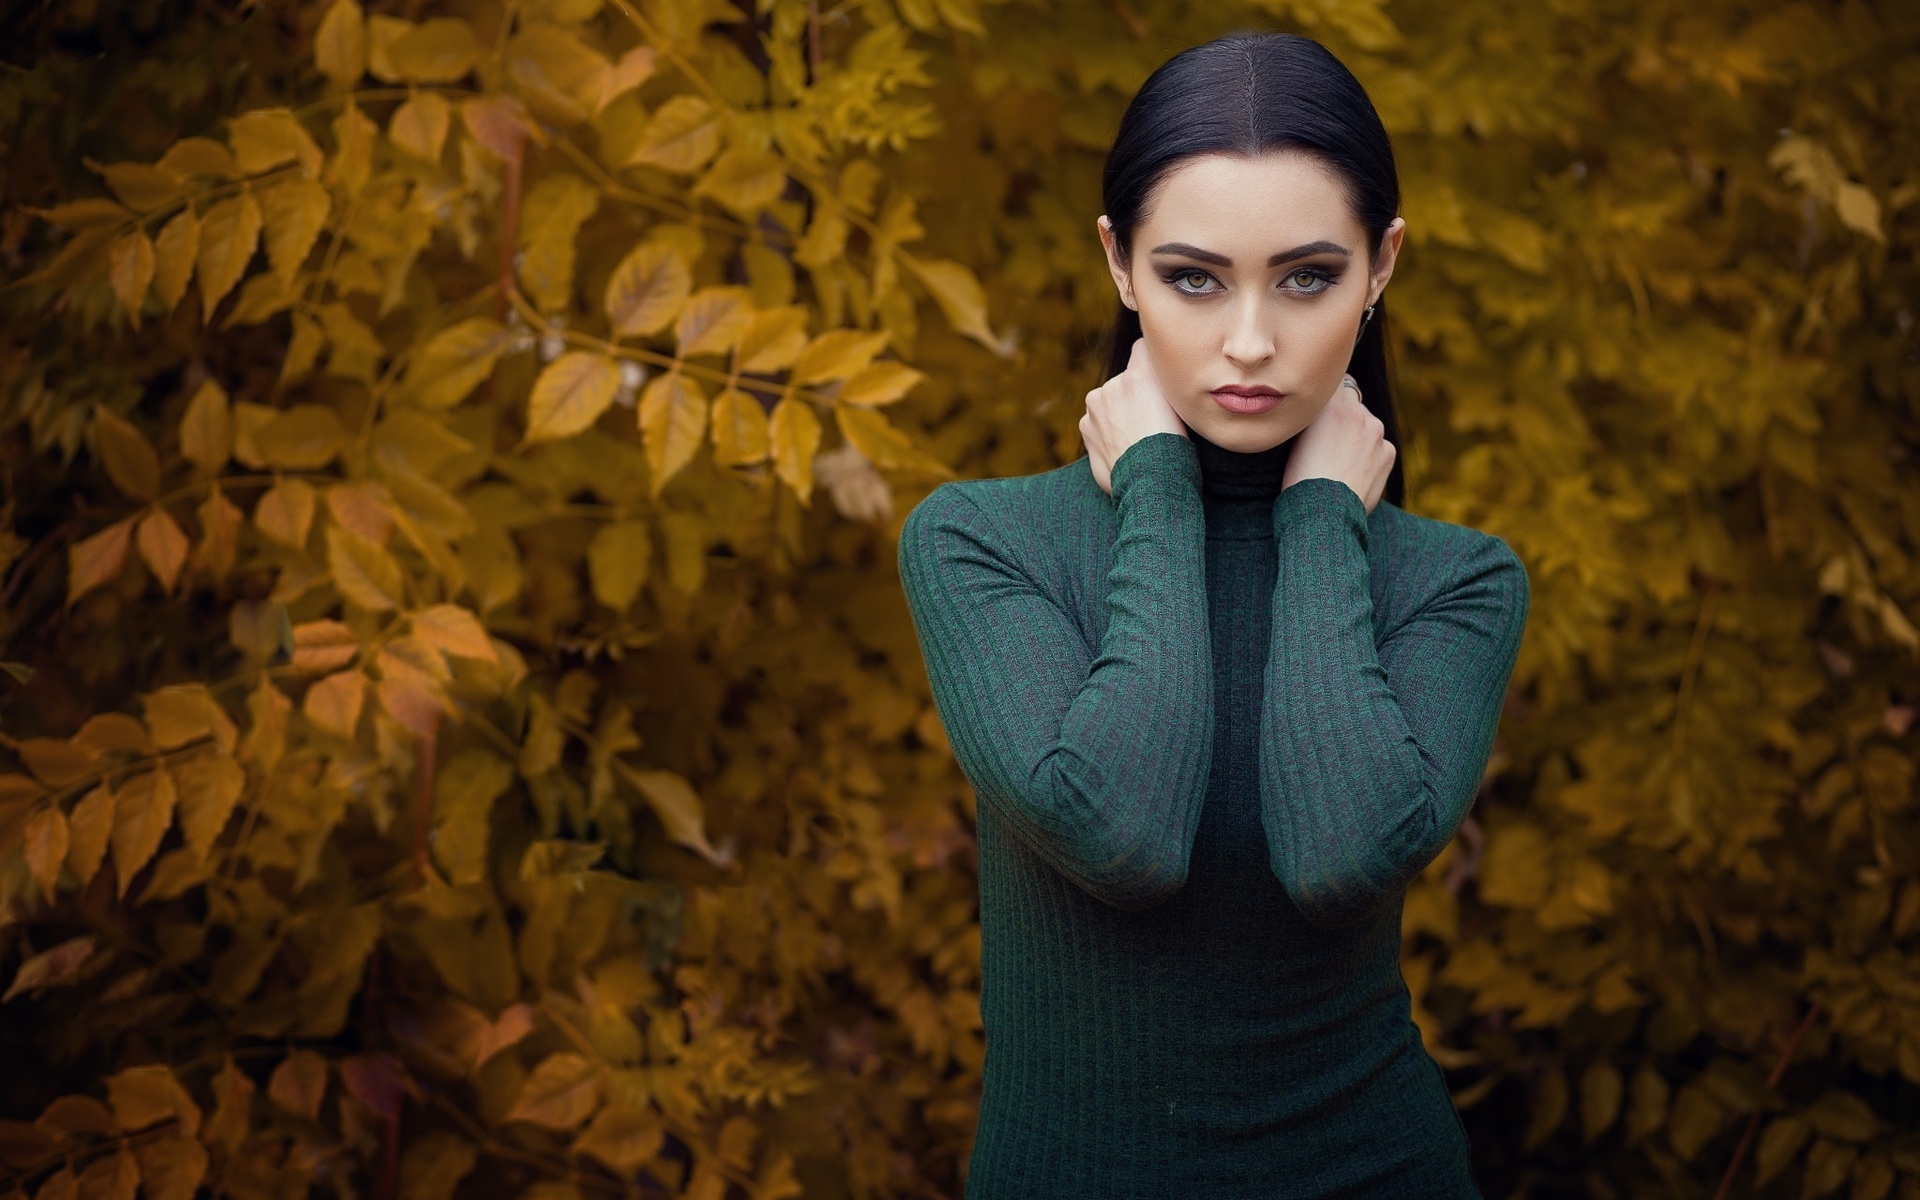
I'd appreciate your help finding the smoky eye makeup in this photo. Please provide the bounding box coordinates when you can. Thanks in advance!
[1151,260,1345,296]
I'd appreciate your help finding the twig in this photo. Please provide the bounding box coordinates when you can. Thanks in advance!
[1711,1003,1821,1200]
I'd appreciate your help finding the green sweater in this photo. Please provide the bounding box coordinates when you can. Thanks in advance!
[897,429,1529,1198]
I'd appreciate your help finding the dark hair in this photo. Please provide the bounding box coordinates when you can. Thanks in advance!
[1101,32,1406,506]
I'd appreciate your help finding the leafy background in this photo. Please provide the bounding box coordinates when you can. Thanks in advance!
[0,0,1915,1197]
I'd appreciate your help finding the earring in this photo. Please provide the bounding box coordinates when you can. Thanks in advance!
[1353,303,1376,345]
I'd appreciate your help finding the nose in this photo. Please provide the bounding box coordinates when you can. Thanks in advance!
[1221,291,1274,369]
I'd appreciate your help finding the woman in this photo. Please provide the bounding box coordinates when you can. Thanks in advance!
[897,31,1528,1199]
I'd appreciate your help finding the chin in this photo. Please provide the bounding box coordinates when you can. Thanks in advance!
[1189,413,1300,455]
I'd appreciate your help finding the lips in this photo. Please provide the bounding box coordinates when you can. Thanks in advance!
[1209,386,1284,415]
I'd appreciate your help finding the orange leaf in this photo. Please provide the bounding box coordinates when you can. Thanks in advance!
[24,807,69,902]
[269,1050,329,1120]
[505,1053,601,1130]
[110,767,177,898]
[136,509,191,594]
[303,669,366,738]
[66,784,115,887]
[110,231,155,328]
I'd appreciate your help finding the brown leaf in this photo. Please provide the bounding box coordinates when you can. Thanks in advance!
[24,807,69,902]
[130,1131,207,1200]
[505,1053,601,1130]
[136,509,190,594]
[109,231,155,328]
[268,1050,329,1121]
[67,517,135,606]
[93,408,162,502]
[2,936,97,1003]
[572,1102,665,1173]
[65,785,114,887]
[106,1064,200,1135]
[192,482,243,582]
[110,767,177,898]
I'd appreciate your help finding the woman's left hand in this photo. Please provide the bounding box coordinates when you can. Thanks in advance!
[1281,374,1395,515]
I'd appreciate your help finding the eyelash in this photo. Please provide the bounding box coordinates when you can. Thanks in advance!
[1159,266,1340,297]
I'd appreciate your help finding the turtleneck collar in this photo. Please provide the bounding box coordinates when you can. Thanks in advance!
[1187,425,1292,502]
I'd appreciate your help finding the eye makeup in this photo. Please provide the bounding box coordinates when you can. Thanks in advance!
[1153,262,1343,296]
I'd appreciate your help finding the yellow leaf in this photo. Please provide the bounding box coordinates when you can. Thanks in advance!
[692,146,785,217]
[253,403,348,469]
[506,23,609,125]
[281,312,325,387]
[626,95,721,173]
[735,305,809,373]
[901,252,1003,354]
[640,372,707,495]
[136,509,190,594]
[72,714,149,756]
[157,137,237,182]
[382,17,481,85]
[405,317,512,410]
[109,231,154,327]
[411,604,499,662]
[525,351,623,443]
[178,380,231,472]
[314,0,367,84]
[228,109,323,176]
[432,748,514,886]
[24,806,69,902]
[173,751,244,864]
[268,1050,328,1120]
[326,480,396,544]
[258,177,331,286]
[93,407,161,501]
[620,765,723,864]
[66,784,114,887]
[254,478,317,547]
[304,668,366,738]
[151,208,200,313]
[110,767,178,898]
[389,90,451,162]
[460,1002,535,1073]
[143,683,236,752]
[836,405,945,475]
[327,526,406,611]
[192,482,243,582]
[399,1132,477,1200]
[67,517,135,606]
[106,1064,200,1136]
[587,519,651,610]
[572,1103,664,1173]
[328,101,376,195]
[196,191,263,321]
[603,241,691,338]
[791,329,890,386]
[86,159,182,212]
[517,173,601,312]
[506,1053,601,1130]
[839,361,925,407]
[1834,181,1884,242]
[674,286,752,358]
[710,387,770,466]
[770,397,820,503]
[1581,1061,1623,1143]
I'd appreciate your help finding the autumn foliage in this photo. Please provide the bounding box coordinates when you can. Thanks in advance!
[0,0,1915,1197]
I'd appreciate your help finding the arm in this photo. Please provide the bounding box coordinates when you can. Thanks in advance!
[1257,477,1530,927]
[897,432,1214,912]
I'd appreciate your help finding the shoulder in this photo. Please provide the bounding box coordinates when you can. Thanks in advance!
[1367,502,1530,633]
[897,458,1106,585]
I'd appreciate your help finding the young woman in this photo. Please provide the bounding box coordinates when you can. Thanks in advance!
[897,32,1528,1199]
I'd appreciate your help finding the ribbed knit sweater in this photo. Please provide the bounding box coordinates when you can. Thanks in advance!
[896,428,1530,1199]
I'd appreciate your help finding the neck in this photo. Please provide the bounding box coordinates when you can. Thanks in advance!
[1187,425,1292,501]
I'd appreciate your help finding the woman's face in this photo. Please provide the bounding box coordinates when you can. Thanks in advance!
[1099,151,1406,454]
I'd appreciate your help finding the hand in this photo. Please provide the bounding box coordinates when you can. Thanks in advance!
[1281,373,1395,515]
[1080,338,1188,495]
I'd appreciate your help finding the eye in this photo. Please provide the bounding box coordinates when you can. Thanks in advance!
[1161,267,1221,295]
[1282,267,1337,294]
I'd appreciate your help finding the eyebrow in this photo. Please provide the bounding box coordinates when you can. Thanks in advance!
[1148,240,1352,267]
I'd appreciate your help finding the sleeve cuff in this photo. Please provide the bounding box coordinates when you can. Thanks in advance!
[1110,431,1201,502]
[1273,476,1370,546]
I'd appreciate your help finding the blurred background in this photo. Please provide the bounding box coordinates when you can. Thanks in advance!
[0,0,1914,1197]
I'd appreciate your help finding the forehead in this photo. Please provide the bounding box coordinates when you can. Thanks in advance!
[1138,151,1360,248]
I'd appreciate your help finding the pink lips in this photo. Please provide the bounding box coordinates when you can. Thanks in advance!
[1209,386,1284,415]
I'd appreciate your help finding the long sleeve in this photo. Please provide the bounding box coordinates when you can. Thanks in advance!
[896,432,1215,912]
[1258,476,1530,927]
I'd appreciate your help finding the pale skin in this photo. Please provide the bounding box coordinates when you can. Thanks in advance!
[1080,150,1408,512]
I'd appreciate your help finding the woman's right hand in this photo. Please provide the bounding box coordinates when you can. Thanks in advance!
[1081,338,1189,495]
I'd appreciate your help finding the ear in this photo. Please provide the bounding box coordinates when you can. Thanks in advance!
[1366,216,1407,307]
[1096,216,1138,311]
